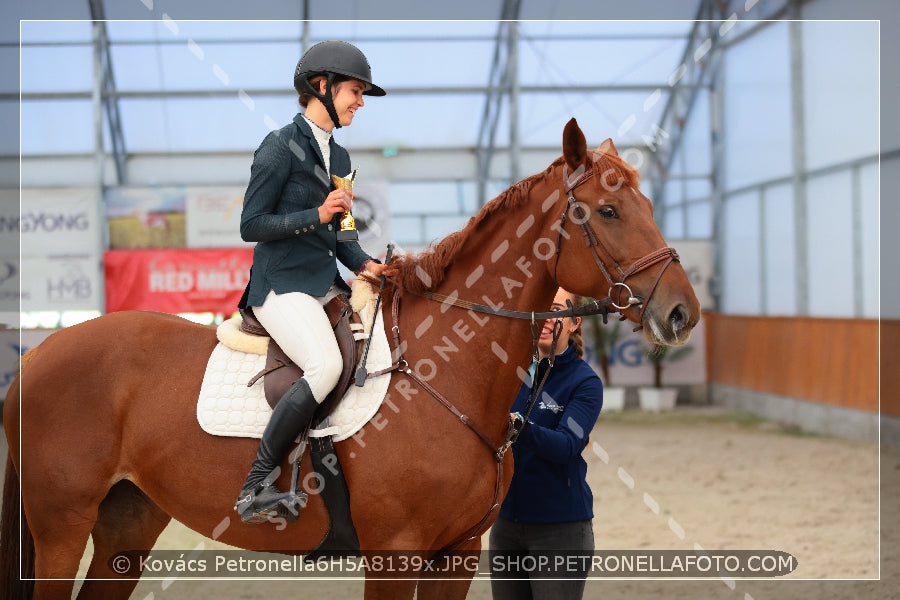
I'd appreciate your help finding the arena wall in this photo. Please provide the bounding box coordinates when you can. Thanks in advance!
[705,313,895,443]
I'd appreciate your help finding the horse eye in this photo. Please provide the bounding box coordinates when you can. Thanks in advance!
[599,206,618,219]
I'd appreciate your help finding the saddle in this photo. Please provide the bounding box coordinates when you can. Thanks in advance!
[242,294,365,417]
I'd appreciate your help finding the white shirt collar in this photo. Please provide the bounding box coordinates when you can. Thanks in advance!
[303,114,333,174]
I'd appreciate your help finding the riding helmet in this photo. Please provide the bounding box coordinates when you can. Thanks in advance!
[293,40,386,97]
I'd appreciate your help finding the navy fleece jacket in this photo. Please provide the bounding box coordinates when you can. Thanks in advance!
[499,342,604,524]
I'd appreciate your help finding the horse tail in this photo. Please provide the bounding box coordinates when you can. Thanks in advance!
[1,455,34,600]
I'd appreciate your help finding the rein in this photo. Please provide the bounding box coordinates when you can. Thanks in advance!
[419,291,615,323]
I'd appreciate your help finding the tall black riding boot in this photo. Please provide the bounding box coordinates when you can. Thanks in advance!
[234,378,319,524]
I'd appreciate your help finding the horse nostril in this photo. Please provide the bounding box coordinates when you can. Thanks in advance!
[669,304,687,331]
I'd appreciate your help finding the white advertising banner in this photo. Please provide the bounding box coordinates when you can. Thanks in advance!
[185,186,250,248]
[0,257,16,313]
[584,319,708,387]
[15,254,102,312]
[669,239,714,310]
[0,188,18,257]
[16,188,102,256]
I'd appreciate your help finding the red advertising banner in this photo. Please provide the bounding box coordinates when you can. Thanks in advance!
[104,248,252,314]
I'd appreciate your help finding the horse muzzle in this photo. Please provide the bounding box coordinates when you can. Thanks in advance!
[641,297,700,346]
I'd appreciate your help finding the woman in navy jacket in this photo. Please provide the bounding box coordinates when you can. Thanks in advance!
[234,41,393,524]
[490,288,604,600]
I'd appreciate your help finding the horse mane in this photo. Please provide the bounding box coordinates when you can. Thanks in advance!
[387,174,534,295]
[383,146,639,296]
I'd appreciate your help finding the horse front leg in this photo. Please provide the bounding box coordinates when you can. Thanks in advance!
[360,546,445,600]
[414,538,481,600]
[363,575,417,600]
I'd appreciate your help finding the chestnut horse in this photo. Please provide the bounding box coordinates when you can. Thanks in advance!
[1,119,699,599]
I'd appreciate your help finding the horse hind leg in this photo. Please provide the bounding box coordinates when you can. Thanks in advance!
[27,502,95,600]
[76,480,171,600]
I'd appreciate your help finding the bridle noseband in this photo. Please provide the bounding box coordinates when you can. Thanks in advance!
[557,164,680,327]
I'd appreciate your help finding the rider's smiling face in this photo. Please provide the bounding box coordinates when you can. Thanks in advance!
[332,79,366,127]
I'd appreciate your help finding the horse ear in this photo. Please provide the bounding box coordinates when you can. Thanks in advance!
[596,138,619,157]
[562,118,588,170]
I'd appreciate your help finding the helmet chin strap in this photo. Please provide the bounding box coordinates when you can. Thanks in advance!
[302,72,342,129]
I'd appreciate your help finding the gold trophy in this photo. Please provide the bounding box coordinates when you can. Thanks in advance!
[332,167,359,242]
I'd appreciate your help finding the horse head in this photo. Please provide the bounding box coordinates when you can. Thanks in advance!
[550,118,700,346]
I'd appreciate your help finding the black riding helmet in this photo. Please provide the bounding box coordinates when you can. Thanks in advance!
[293,40,386,129]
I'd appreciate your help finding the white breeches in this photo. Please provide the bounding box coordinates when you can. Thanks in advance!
[252,289,342,403]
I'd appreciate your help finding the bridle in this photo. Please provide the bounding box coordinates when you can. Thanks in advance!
[557,163,681,327]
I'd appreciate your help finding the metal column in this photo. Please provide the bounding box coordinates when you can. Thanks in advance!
[508,20,520,185]
[789,14,809,315]
[88,0,127,185]
[475,0,521,207]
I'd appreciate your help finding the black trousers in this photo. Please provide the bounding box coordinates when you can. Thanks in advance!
[489,516,594,600]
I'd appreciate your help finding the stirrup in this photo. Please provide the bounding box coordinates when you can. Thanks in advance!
[235,483,308,525]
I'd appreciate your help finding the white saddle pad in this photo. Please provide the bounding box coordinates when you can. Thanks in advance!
[196,292,392,442]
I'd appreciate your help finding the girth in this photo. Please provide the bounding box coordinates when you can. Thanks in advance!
[241,294,365,416]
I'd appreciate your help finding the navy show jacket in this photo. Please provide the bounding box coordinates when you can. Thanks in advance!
[241,113,372,307]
